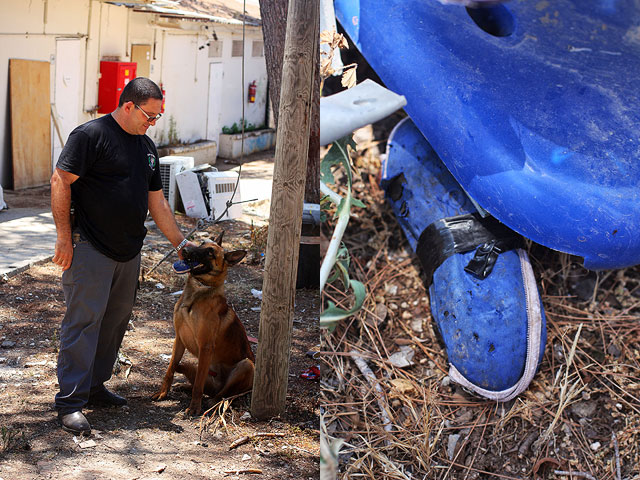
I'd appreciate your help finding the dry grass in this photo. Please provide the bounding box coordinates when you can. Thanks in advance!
[320,127,640,479]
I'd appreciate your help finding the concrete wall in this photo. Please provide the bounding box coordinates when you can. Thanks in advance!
[0,0,268,189]
[157,25,268,148]
[216,28,270,134]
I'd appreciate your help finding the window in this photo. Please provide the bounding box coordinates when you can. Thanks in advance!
[231,40,243,57]
[208,40,223,58]
[252,41,264,57]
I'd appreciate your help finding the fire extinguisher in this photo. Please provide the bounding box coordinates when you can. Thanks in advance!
[248,81,257,103]
[160,84,166,113]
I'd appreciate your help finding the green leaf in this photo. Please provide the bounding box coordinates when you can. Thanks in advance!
[320,279,366,331]
[320,135,356,185]
[351,198,366,209]
[334,196,349,220]
[334,259,350,289]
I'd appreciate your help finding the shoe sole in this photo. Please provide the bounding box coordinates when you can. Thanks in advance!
[61,424,91,436]
[86,399,127,407]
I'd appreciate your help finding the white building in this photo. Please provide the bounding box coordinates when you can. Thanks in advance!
[0,0,269,190]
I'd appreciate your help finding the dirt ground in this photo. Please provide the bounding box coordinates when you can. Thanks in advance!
[0,183,320,479]
[320,121,640,480]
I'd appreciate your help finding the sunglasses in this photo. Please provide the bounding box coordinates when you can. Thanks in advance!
[135,104,162,123]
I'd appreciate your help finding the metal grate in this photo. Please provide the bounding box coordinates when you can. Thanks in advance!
[159,164,171,200]
[231,40,243,57]
[215,182,235,194]
[252,41,264,57]
[208,40,223,58]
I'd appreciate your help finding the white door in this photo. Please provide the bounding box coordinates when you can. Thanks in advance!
[53,38,83,169]
[206,63,224,143]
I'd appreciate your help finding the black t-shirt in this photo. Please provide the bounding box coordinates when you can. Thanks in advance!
[56,114,163,262]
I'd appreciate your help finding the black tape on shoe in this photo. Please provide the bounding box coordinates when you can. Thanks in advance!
[416,213,522,286]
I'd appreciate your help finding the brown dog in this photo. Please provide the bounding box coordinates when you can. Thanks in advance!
[151,232,255,415]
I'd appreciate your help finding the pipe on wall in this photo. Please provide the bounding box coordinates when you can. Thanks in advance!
[82,0,95,114]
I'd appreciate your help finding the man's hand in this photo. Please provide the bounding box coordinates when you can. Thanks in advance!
[148,190,197,260]
[53,236,74,271]
[176,240,198,260]
[51,168,79,271]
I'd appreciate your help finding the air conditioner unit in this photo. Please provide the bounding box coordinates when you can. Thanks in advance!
[175,167,213,219]
[159,156,194,211]
[203,171,242,221]
[176,168,242,221]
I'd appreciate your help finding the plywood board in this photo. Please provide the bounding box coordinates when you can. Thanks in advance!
[10,59,51,190]
[131,44,151,78]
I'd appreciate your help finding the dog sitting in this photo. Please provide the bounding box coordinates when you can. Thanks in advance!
[151,232,255,415]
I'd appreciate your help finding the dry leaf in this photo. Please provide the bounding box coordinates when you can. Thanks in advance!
[374,303,388,322]
[320,29,335,44]
[388,346,415,368]
[336,34,349,49]
[321,58,334,78]
[341,66,357,88]
[389,378,416,396]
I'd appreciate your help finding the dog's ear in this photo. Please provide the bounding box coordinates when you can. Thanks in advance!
[224,250,247,266]
[214,231,225,246]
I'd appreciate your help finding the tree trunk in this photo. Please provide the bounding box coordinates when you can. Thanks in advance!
[260,0,319,203]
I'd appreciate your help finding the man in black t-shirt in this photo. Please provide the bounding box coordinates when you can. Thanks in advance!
[50,77,194,436]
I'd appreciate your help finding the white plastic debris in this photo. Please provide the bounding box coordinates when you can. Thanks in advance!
[79,439,96,449]
[320,79,407,146]
[155,283,165,290]
[24,360,47,367]
[0,184,6,210]
[251,289,262,300]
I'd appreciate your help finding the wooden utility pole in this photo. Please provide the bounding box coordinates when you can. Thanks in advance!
[251,0,319,418]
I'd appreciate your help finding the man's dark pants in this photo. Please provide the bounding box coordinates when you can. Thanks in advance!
[55,231,140,414]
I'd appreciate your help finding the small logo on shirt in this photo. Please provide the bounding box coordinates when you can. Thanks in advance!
[147,153,156,170]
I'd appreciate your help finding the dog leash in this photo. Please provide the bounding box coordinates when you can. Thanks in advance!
[142,218,208,281]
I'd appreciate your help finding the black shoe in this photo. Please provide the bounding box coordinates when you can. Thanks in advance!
[59,411,91,436]
[88,386,128,407]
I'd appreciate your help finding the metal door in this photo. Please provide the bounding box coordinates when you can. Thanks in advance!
[206,63,224,143]
[53,38,82,169]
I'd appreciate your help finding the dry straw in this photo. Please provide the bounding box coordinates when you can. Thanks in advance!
[321,127,640,479]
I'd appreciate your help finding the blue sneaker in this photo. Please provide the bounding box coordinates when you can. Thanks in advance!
[381,118,546,401]
[172,260,202,275]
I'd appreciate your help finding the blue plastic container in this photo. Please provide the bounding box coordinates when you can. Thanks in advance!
[335,0,640,270]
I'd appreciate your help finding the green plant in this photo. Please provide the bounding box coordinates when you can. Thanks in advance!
[155,129,166,147]
[221,119,263,135]
[168,115,179,145]
[320,135,366,332]
[248,221,268,264]
[1,426,26,453]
